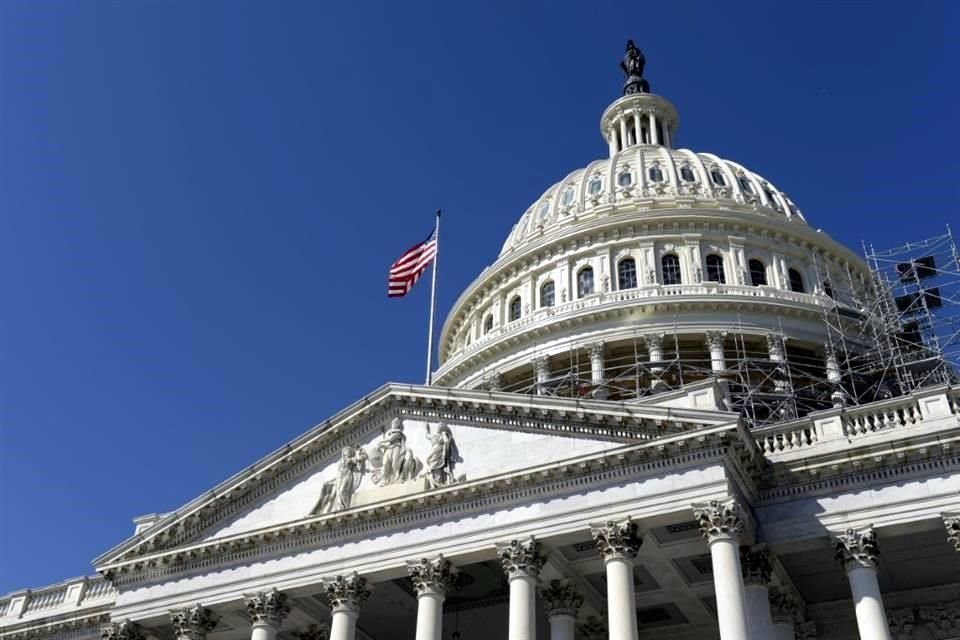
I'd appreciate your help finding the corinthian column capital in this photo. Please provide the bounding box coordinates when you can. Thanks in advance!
[292,625,329,640]
[406,554,459,596]
[768,586,799,625]
[576,616,607,640]
[590,518,642,561]
[692,499,745,544]
[101,620,145,640]
[495,537,546,579]
[244,589,290,627]
[321,573,373,613]
[169,605,219,640]
[944,514,960,552]
[833,526,880,571]
[538,579,583,618]
[739,544,772,586]
[587,341,606,361]
[704,330,727,350]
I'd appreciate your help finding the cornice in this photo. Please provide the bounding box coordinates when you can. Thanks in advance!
[0,612,110,640]
[99,421,754,587]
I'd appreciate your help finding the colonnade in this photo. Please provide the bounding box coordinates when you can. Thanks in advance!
[101,514,960,640]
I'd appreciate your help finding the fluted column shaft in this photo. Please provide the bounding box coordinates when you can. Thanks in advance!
[592,519,642,640]
[694,501,750,640]
[833,527,891,640]
[497,538,547,640]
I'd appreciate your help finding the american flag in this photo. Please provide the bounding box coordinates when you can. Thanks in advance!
[388,228,438,298]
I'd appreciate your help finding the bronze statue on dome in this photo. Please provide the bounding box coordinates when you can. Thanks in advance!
[620,40,650,95]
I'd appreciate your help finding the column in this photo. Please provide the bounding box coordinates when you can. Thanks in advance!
[102,621,145,640]
[644,333,665,390]
[608,133,617,157]
[534,356,550,395]
[321,573,374,640]
[408,555,459,640]
[705,331,727,372]
[766,335,790,395]
[588,341,607,400]
[768,587,799,640]
[591,518,642,640]
[833,526,891,640]
[496,537,547,640]
[664,124,672,148]
[648,113,659,145]
[633,112,644,145]
[741,545,774,640]
[539,579,583,640]
[619,117,628,151]
[170,605,219,640]
[944,514,960,552]
[692,500,750,640]
[244,589,290,640]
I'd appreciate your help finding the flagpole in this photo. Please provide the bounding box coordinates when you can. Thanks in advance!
[425,210,441,385]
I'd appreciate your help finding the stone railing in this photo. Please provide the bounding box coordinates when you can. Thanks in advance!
[755,385,958,457]
[440,282,834,376]
[0,576,117,622]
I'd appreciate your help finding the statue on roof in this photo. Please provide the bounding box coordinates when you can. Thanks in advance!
[620,40,650,95]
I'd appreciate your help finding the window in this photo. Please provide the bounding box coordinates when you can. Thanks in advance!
[822,280,835,299]
[661,254,682,285]
[618,172,633,187]
[706,254,726,284]
[618,258,637,290]
[763,188,780,209]
[710,169,726,186]
[577,267,594,297]
[738,175,753,194]
[540,281,555,308]
[537,202,550,220]
[509,296,522,322]
[749,259,767,286]
[483,314,493,334]
[588,178,602,194]
[648,166,664,182]
[561,187,574,206]
[788,268,804,293]
[680,165,696,182]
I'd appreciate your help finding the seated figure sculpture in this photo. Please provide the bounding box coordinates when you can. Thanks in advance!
[367,417,423,486]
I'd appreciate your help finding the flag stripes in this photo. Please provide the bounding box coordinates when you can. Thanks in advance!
[388,229,438,298]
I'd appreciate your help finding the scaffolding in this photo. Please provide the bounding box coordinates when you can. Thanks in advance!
[480,227,959,430]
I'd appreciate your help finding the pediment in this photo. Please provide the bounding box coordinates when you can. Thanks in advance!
[94,383,738,578]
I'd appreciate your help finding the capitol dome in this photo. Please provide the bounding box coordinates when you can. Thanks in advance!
[435,50,873,426]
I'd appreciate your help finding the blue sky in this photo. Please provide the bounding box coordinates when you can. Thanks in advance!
[1,0,957,592]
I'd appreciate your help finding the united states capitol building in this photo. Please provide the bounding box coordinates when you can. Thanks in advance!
[4,42,960,640]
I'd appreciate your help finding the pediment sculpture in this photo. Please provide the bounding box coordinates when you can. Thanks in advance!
[369,417,423,486]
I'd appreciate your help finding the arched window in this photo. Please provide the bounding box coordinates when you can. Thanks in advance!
[540,281,555,308]
[788,269,805,293]
[561,187,574,206]
[763,188,780,210]
[577,267,594,298]
[618,172,633,187]
[710,169,726,186]
[749,259,768,286]
[509,296,522,322]
[483,314,493,334]
[618,258,637,290]
[680,165,696,182]
[738,175,754,194]
[661,254,682,285]
[648,166,664,182]
[588,178,602,195]
[706,254,726,284]
[822,280,835,299]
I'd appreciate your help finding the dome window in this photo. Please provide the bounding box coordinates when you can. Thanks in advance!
[588,178,602,195]
[763,188,780,209]
[749,259,768,286]
[483,314,494,334]
[738,176,754,194]
[508,296,522,322]
[648,166,664,182]
[540,281,555,308]
[618,171,633,187]
[706,254,726,284]
[618,258,637,290]
[538,202,550,221]
[661,254,682,285]
[680,165,696,182]
[788,269,805,293]
[822,280,835,299]
[577,267,594,298]
[561,188,574,206]
[710,169,726,186]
